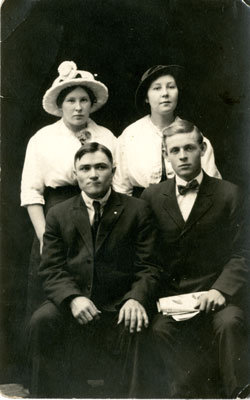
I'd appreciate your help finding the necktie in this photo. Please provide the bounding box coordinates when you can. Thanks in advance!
[160,138,167,182]
[178,179,199,195]
[75,129,92,145]
[92,201,101,243]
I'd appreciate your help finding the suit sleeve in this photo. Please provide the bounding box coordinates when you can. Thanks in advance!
[39,208,83,307]
[211,187,249,297]
[121,201,162,308]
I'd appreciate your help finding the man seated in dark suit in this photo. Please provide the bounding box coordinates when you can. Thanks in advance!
[27,142,161,398]
[141,119,249,398]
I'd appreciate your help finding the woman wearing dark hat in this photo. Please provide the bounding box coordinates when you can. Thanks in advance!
[21,61,116,316]
[113,65,220,196]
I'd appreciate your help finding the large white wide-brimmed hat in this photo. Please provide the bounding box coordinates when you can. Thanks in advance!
[42,61,109,116]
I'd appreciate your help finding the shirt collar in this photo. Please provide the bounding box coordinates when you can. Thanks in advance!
[148,115,180,138]
[175,170,204,188]
[59,117,92,136]
[81,187,111,209]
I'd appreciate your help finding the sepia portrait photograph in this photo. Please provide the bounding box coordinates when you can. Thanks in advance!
[1,0,250,398]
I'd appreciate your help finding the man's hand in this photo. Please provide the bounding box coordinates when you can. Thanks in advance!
[117,299,149,333]
[195,289,226,313]
[70,296,101,325]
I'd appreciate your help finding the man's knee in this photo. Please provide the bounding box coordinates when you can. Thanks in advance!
[212,305,246,336]
[151,314,178,341]
[29,301,64,342]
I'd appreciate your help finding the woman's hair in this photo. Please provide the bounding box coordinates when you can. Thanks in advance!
[74,142,113,166]
[163,119,204,145]
[56,84,97,108]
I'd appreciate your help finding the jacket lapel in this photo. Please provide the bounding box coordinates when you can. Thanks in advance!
[71,195,94,254]
[162,179,185,229]
[182,173,215,234]
[95,190,124,253]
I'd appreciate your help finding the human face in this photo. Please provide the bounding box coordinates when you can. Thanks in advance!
[146,75,178,117]
[60,87,92,131]
[165,131,207,181]
[74,151,115,199]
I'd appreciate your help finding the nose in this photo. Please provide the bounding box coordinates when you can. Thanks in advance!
[179,149,187,160]
[75,101,82,111]
[161,86,169,97]
[89,167,98,179]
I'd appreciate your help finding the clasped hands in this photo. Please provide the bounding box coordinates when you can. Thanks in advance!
[194,289,226,313]
[70,296,148,333]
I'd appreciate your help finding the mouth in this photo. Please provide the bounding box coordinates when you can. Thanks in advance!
[160,101,171,105]
[87,181,100,186]
[179,164,191,168]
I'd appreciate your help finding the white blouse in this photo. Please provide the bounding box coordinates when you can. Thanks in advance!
[113,115,221,196]
[21,118,117,206]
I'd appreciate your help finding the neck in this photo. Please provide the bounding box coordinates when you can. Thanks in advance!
[63,118,88,133]
[150,112,175,131]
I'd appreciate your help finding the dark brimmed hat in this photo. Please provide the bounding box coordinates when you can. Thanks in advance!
[135,64,184,114]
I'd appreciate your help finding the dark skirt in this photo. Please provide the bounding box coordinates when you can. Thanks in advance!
[25,185,80,322]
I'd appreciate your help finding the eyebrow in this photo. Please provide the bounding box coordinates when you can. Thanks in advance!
[78,162,109,167]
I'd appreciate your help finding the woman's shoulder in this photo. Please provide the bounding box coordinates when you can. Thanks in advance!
[29,120,62,142]
[88,118,116,138]
[119,115,150,138]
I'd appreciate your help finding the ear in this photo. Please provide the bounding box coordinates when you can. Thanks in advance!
[200,141,207,157]
[111,166,116,176]
[145,97,149,104]
[73,168,77,178]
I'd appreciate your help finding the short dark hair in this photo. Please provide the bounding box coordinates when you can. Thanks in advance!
[56,85,97,108]
[163,119,204,147]
[74,142,113,166]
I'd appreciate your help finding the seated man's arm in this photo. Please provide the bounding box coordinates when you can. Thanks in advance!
[39,208,101,324]
[118,201,162,333]
[196,186,248,313]
[39,208,82,306]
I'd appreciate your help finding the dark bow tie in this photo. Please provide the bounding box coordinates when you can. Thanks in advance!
[178,179,199,195]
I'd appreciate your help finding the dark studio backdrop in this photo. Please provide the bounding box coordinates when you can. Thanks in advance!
[1,0,250,384]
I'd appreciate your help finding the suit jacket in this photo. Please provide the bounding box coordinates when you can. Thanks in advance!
[39,190,161,311]
[141,173,248,299]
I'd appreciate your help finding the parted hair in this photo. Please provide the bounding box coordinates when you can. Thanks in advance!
[163,119,204,146]
[56,84,97,108]
[74,142,113,166]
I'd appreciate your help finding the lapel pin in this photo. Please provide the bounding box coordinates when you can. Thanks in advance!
[114,211,117,215]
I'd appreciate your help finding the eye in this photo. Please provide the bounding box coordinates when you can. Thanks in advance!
[79,165,90,171]
[170,147,179,154]
[152,86,161,90]
[97,164,107,170]
[67,98,75,103]
[185,145,195,151]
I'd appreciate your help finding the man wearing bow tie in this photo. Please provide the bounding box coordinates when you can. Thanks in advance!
[27,142,160,398]
[141,120,249,398]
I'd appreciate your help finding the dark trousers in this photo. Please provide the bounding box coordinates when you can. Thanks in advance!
[26,300,144,398]
[150,304,249,398]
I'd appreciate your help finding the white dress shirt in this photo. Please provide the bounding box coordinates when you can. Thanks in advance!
[81,188,111,225]
[113,115,221,196]
[21,118,116,206]
[175,170,204,222]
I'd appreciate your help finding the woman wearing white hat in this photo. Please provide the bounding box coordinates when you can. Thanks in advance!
[21,61,116,315]
[113,65,221,197]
